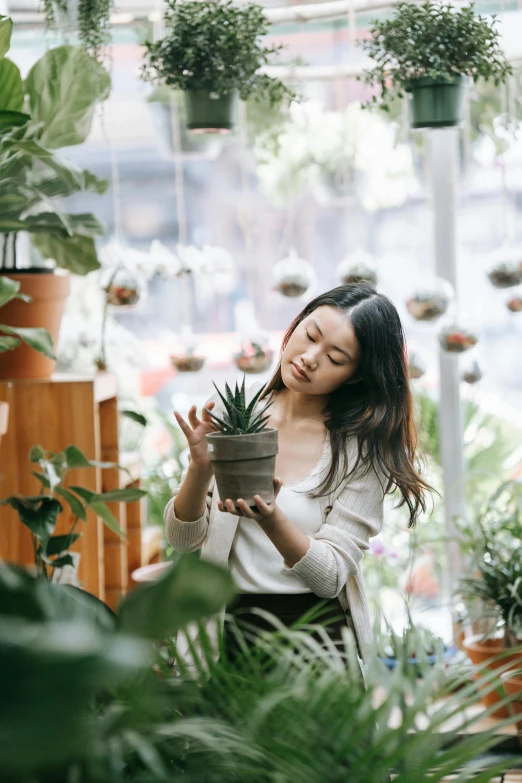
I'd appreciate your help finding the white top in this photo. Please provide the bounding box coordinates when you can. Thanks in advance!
[228,479,323,594]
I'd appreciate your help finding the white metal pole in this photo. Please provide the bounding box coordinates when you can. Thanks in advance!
[428,127,466,639]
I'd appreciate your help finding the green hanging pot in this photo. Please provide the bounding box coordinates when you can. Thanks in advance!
[406,75,466,129]
[183,89,239,133]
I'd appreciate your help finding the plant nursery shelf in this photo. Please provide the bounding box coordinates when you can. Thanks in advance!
[0,373,153,608]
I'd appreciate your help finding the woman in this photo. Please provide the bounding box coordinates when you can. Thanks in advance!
[165,283,432,666]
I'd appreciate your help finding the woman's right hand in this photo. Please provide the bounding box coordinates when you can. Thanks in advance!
[174,401,218,472]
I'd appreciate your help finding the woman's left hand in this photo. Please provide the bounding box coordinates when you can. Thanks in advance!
[217,477,284,522]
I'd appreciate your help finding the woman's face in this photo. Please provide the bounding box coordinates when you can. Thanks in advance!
[280,305,361,395]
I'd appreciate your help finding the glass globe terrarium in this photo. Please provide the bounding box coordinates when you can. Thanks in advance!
[438,313,479,354]
[486,245,522,289]
[337,248,377,286]
[462,359,483,385]
[234,339,274,374]
[169,327,206,373]
[406,276,454,322]
[407,350,426,380]
[506,291,522,313]
[273,249,316,298]
[103,265,145,310]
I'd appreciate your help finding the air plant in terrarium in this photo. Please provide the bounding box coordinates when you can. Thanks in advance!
[406,278,453,322]
[462,359,483,385]
[507,292,522,313]
[273,249,316,298]
[407,350,426,380]
[487,245,522,289]
[337,249,377,286]
[103,265,145,309]
[234,340,274,374]
[170,346,206,373]
[438,315,479,354]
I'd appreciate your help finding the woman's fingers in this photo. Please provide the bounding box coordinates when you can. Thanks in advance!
[201,401,215,422]
[187,405,201,430]
[173,411,192,440]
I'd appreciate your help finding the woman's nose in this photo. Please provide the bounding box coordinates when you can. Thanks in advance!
[301,348,319,369]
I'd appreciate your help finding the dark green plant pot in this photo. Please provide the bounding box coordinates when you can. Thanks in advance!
[183,89,238,133]
[407,76,466,129]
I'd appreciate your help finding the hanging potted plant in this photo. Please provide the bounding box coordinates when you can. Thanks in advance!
[360,1,512,129]
[0,24,110,379]
[41,0,113,61]
[205,377,277,510]
[141,0,295,134]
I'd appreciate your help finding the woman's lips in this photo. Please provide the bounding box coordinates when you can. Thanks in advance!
[291,362,310,381]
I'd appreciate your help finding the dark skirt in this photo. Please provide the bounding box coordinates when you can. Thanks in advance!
[223,591,352,663]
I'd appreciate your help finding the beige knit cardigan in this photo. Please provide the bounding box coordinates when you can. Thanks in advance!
[165,383,388,664]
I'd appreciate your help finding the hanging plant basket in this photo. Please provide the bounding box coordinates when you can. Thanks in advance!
[407,351,426,380]
[103,266,144,310]
[407,76,466,129]
[438,322,479,354]
[462,359,483,385]
[406,279,453,322]
[507,293,522,313]
[234,342,274,374]
[170,352,205,373]
[184,89,239,134]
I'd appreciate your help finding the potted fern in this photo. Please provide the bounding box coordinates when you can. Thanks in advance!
[360,1,512,129]
[205,378,277,509]
[141,0,295,133]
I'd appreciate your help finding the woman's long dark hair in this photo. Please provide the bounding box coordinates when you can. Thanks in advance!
[263,283,433,528]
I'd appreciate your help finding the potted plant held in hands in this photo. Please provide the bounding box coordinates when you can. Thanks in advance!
[205,378,277,510]
[141,0,295,133]
[360,1,512,129]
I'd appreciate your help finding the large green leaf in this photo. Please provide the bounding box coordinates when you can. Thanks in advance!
[0,58,23,112]
[0,324,55,359]
[0,110,29,131]
[1,496,61,551]
[89,501,126,539]
[0,275,21,308]
[0,334,19,352]
[64,444,116,470]
[55,486,87,522]
[30,232,101,275]
[0,15,12,57]
[46,533,81,556]
[93,487,147,504]
[118,554,236,640]
[25,45,111,150]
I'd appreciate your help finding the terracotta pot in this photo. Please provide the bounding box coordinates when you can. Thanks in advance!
[206,428,278,510]
[463,634,522,718]
[131,562,172,583]
[0,402,8,447]
[0,269,70,379]
[500,671,522,750]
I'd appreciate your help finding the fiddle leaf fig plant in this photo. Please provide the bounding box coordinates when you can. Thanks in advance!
[0,23,110,274]
[0,277,55,358]
[0,443,147,580]
[360,1,513,114]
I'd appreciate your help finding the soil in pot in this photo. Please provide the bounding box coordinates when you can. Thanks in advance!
[0,269,70,380]
[206,428,278,510]
[464,634,522,718]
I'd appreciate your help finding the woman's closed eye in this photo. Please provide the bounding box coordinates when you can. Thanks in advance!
[306,330,343,366]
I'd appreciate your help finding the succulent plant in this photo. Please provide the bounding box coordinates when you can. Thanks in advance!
[205,377,273,435]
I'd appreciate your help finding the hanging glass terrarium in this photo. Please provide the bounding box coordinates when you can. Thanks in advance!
[462,359,483,385]
[438,315,479,354]
[273,249,316,298]
[170,345,205,373]
[486,244,522,289]
[337,248,377,286]
[406,277,454,322]
[407,350,426,380]
[103,265,145,310]
[506,291,522,313]
[234,339,274,374]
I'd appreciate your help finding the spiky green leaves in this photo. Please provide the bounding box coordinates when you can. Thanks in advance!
[205,377,273,435]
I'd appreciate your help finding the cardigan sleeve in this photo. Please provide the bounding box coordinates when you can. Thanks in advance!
[164,390,223,554]
[284,459,387,599]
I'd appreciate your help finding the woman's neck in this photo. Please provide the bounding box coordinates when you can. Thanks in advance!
[272,387,326,425]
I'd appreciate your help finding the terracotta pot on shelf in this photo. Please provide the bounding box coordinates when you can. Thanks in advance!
[463,634,522,718]
[0,269,70,380]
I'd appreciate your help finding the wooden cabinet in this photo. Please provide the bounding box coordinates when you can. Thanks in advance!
[0,374,128,604]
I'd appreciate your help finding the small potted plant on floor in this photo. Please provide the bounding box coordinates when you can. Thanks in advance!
[140,0,295,133]
[458,480,522,716]
[0,20,110,379]
[205,377,277,509]
[360,1,512,129]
